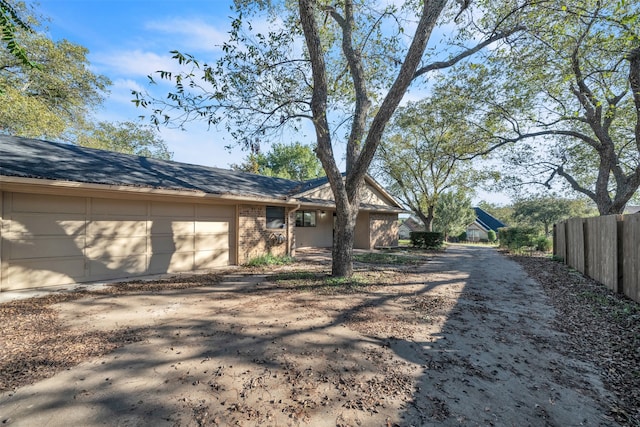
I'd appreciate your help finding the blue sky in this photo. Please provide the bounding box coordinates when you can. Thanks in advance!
[30,0,509,204]
[34,0,249,168]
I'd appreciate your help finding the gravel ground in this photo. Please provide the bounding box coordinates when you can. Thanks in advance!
[0,246,638,426]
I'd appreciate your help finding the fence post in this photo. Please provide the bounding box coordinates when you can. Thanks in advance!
[617,215,624,294]
[582,219,589,276]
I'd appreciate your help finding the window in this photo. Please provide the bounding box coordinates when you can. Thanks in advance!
[295,210,317,227]
[266,206,286,229]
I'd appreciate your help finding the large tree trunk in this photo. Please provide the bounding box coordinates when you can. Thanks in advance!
[332,202,358,277]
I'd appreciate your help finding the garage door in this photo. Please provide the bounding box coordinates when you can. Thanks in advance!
[0,192,235,291]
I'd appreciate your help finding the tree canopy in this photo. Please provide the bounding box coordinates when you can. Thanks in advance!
[0,3,171,160]
[432,191,476,241]
[376,92,497,231]
[74,121,172,160]
[134,0,528,277]
[445,0,640,215]
[231,141,324,181]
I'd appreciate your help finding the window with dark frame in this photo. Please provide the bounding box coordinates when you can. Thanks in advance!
[266,206,286,229]
[295,210,317,227]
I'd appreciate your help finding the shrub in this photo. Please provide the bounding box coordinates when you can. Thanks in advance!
[535,236,552,252]
[458,231,467,241]
[498,227,538,250]
[487,230,497,242]
[409,231,444,249]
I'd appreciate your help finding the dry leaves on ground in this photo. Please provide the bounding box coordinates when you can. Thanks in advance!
[511,254,640,426]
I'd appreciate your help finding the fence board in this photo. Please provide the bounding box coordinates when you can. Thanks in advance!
[554,222,567,261]
[622,214,640,303]
[566,218,586,274]
[584,215,619,292]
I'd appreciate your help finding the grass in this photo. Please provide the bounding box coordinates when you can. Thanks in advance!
[270,271,372,293]
[354,252,424,265]
[245,253,295,267]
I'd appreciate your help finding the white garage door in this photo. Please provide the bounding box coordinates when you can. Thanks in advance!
[0,192,235,291]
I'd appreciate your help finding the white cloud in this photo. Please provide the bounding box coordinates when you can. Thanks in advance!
[92,50,183,79]
[145,18,229,53]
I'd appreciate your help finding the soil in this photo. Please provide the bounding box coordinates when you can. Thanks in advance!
[0,245,638,426]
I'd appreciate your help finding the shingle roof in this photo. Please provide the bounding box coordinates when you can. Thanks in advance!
[0,136,401,213]
[0,135,302,200]
[473,207,506,232]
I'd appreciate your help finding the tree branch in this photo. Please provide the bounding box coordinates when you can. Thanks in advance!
[413,25,525,79]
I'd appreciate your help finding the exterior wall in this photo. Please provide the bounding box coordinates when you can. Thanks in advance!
[466,223,488,242]
[295,210,333,248]
[354,212,370,249]
[370,213,399,248]
[1,191,235,291]
[237,204,292,264]
[303,183,389,207]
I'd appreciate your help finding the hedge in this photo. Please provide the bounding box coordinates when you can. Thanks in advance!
[409,231,444,249]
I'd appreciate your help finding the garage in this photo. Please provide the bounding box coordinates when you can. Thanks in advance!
[0,191,235,291]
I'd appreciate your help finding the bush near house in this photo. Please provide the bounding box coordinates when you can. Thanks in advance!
[409,231,444,249]
[487,230,497,243]
[498,227,538,250]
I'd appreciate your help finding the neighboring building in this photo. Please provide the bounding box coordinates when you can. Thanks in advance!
[398,217,424,239]
[625,205,640,214]
[0,136,402,292]
[466,207,506,242]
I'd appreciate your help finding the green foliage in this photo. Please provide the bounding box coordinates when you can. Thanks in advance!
[512,196,596,236]
[75,121,172,160]
[433,191,476,240]
[535,236,552,252]
[376,94,498,230]
[0,0,36,70]
[0,7,109,140]
[448,0,640,215]
[245,253,295,267]
[231,142,324,180]
[487,230,497,242]
[409,231,444,249]
[498,227,539,250]
[458,231,467,241]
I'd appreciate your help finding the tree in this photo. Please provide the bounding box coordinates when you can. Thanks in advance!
[134,1,527,277]
[432,191,476,241]
[376,93,497,231]
[447,0,640,215]
[0,4,110,140]
[0,0,36,70]
[512,196,596,236]
[231,141,324,180]
[74,121,173,160]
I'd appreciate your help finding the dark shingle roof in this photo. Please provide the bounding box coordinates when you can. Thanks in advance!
[473,207,506,232]
[0,135,302,200]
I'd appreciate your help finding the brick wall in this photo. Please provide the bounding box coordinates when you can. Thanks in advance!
[237,205,292,264]
[370,213,398,248]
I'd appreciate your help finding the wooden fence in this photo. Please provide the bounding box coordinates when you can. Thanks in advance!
[554,214,640,303]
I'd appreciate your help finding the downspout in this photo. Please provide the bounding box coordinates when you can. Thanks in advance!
[288,203,301,256]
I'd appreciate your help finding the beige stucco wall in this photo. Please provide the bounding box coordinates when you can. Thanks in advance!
[370,213,399,248]
[1,191,235,291]
[294,210,333,248]
[466,223,488,242]
[302,182,390,207]
[354,212,370,249]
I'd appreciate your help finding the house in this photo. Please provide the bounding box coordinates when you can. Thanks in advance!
[398,217,424,240]
[625,205,640,214]
[466,207,506,242]
[0,136,402,292]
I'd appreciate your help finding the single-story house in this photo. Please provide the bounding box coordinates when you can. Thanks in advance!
[0,136,402,292]
[466,207,506,242]
[398,217,424,240]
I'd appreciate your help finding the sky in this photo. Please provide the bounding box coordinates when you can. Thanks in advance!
[30,0,510,205]
[35,0,249,169]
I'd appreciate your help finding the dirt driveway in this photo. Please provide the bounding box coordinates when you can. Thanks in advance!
[0,245,618,426]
